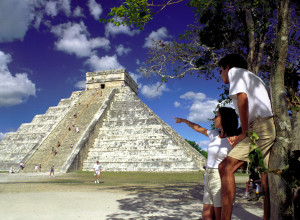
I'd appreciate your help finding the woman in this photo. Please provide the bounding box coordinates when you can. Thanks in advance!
[174,107,240,220]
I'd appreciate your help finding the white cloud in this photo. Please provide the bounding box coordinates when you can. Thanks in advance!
[129,72,142,84]
[51,21,110,57]
[198,140,209,149]
[73,6,84,17]
[141,82,169,99]
[0,132,5,141]
[136,59,140,65]
[0,51,36,107]
[0,0,32,42]
[180,91,206,100]
[174,101,181,107]
[88,0,103,20]
[85,54,124,71]
[45,1,58,17]
[45,0,71,17]
[144,27,171,48]
[74,80,86,89]
[33,12,44,29]
[115,44,131,56]
[0,0,74,42]
[180,91,218,123]
[61,0,71,16]
[105,22,140,37]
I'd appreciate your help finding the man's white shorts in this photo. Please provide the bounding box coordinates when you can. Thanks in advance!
[94,170,100,176]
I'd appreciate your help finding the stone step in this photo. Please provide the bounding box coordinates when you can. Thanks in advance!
[0,90,83,171]
[84,157,194,163]
[82,86,205,172]
[23,88,114,172]
[17,123,55,133]
[101,118,160,127]
[85,151,191,158]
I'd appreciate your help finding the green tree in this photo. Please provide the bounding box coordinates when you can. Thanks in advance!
[104,1,300,218]
[185,139,207,158]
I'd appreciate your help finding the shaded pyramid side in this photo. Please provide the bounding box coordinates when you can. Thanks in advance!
[0,91,82,171]
[23,88,115,173]
[83,87,206,172]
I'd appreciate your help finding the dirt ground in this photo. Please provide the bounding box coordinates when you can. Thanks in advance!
[0,173,263,220]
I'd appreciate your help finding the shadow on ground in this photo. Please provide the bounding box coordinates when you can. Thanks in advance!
[105,184,263,220]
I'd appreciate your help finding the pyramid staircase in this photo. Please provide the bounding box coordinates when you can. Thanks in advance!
[22,88,114,173]
[0,91,82,171]
[82,87,205,172]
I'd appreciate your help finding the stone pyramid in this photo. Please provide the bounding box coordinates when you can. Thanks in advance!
[0,69,206,173]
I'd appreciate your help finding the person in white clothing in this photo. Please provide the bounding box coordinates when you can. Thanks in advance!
[93,161,101,183]
[174,107,240,220]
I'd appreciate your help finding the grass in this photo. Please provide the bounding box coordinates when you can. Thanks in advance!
[50,171,205,187]
[16,170,248,187]
[1,170,249,193]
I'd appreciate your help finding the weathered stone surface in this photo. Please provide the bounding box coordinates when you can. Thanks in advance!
[0,91,82,171]
[82,86,206,172]
[0,69,206,172]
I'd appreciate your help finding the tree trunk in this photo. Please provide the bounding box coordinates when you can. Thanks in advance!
[291,110,300,152]
[269,0,293,219]
[245,7,255,73]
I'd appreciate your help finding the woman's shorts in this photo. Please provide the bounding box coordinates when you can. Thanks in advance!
[203,168,222,207]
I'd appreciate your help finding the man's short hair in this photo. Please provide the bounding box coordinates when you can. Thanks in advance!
[218,54,248,70]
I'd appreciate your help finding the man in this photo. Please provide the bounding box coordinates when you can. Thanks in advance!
[243,168,261,200]
[50,164,55,177]
[93,161,101,184]
[218,54,276,220]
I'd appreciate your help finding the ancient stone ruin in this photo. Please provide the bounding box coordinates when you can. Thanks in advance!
[0,69,206,173]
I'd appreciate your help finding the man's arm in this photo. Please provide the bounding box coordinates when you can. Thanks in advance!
[237,92,249,136]
[228,92,248,146]
[174,117,208,137]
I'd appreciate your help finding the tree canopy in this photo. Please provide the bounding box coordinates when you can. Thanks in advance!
[103,1,300,218]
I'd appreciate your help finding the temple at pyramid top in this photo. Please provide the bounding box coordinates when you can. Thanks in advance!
[86,69,138,94]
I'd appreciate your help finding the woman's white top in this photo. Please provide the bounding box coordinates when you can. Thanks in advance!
[206,130,232,168]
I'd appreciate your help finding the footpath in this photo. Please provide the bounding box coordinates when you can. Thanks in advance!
[0,173,263,220]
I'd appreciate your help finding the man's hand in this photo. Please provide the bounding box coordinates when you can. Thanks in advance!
[227,133,247,147]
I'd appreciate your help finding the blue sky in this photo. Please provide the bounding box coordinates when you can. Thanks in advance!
[0,0,226,150]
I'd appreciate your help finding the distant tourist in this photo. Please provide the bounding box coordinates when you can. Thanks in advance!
[70,144,73,149]
[35,164,39,172]
[38,163,42,172]
[51,147,56,156]
[76,126,79,133]
[93,161,101,184]
[50,164,55,177]
[19,162,24,170]
[9,166,15,174]
[243,168,261,200]
[174,107,240,220]
[57,141,61,148]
